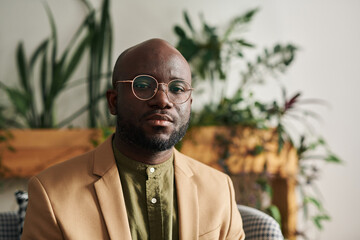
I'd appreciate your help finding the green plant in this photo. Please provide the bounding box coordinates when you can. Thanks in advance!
[56,0,114,128]
[72,0,114,128]
[296,136,341,236]
[174,9,342,239]
[0,0,113,128]
[0,3,90,128]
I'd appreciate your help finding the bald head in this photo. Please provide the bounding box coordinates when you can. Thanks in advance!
[112,38,191,87]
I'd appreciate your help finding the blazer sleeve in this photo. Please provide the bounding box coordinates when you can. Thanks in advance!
[21,176,64,240]
[226,175,245,240]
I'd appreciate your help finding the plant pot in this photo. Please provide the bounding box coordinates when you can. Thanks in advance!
[0,129,103,178]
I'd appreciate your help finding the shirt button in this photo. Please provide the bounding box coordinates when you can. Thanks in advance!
[151,198,157,204]
[149,167,155,173]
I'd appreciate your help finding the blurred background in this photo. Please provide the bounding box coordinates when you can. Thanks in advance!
[0,0,359,239]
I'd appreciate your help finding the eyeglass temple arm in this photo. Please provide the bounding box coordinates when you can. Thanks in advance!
[115,80,133,87]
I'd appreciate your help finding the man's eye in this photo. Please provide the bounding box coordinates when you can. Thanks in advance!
[134,82,151,89]
[169,81,189,94]
[169,85,186,94]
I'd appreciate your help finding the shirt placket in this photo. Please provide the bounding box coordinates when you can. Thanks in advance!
[146,167,163,240]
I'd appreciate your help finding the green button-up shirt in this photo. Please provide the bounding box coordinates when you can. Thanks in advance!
[113,142,179,240]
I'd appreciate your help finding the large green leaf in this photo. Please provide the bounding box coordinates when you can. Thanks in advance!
[183,11,195,34]
[174,25,187,38]
[266,205,282,227]
[5,88,29,119]
[16,42,29,92]
[40,48,48,106]
[176,38,198,61]
[43,2,58,75]
[325,154,342,164]
[58,10,95,68]
[304,196,323,211]
[29,39,49,70]
[81,0,93,11]
[236,39,255,48]
[313,214,331,230]
[223,8,259,41]
[63,34,91,82]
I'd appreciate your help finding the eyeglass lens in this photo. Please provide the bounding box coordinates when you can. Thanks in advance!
[132,76,191,103]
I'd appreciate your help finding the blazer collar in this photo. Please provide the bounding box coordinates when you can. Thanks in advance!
[92,136,116,177]
[92,136,132,240]
[174,149,199,239]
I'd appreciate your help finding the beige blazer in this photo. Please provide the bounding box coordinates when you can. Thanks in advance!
[22,136,244,240]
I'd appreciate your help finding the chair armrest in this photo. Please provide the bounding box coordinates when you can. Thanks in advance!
[238,205,284,240]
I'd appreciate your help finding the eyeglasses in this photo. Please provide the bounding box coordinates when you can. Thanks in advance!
[116,75,193,104]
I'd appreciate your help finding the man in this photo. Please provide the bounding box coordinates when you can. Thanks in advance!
[22,39,244,240]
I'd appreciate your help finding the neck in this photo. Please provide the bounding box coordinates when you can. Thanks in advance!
[113,134,174,165]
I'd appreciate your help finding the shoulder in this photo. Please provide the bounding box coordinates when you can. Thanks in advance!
[34,149,97,192]
[34,136,115,189]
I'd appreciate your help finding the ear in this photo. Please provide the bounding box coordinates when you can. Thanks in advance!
[106,89,118,115]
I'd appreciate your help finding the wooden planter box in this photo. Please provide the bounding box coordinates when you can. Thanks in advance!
[180,126,298,239]
[0,129,103,178]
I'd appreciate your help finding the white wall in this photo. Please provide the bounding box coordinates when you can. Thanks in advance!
[1,0,359,239]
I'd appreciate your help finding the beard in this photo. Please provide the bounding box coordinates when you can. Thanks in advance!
[116,113,190,152]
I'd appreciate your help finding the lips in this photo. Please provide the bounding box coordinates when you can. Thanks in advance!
[144,113,174,127]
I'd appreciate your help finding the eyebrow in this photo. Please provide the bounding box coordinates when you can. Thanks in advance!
[170,77,186,80]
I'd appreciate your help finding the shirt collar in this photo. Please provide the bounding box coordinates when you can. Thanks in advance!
[112,139,174,178]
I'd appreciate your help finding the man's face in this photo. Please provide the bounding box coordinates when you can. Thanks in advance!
[108,40,192,152]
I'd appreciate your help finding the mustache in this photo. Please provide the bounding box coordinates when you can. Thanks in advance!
[140,110,176,122]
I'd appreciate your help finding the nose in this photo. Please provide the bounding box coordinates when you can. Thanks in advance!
[147,83,173,109]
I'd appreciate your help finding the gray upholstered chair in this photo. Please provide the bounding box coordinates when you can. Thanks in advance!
[238,205,284,240]
[0,191,27,240]
[0,212,19,240]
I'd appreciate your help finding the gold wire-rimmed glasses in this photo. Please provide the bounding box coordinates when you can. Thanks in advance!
[116,75,193,104]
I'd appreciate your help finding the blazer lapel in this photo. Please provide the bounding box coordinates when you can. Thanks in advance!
[174,150,199,240]
[92,137,132,240]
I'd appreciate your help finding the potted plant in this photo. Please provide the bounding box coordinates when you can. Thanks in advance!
[173,9,341,239]
[0,0,113,178]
